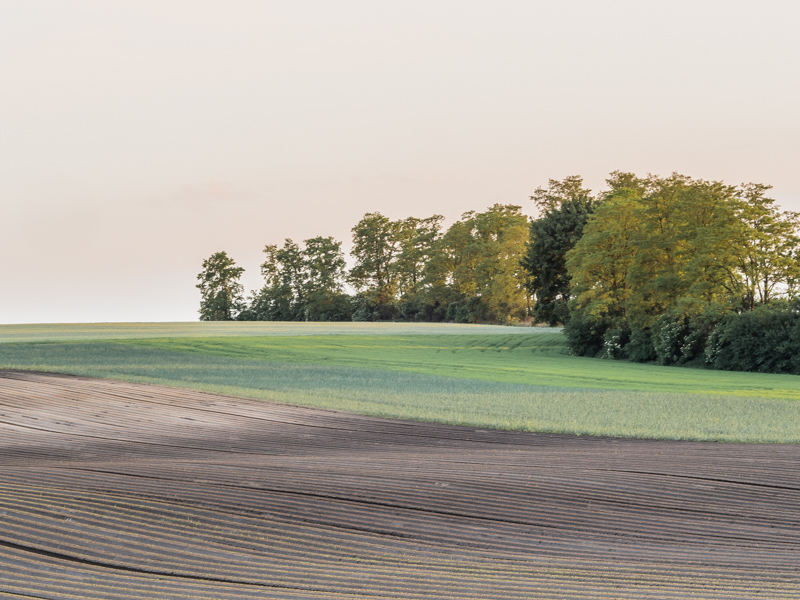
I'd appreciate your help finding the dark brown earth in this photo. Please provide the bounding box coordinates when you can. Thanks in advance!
[0,370,799,599]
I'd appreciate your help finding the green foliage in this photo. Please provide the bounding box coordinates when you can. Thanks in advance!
[529,175,592,213]
[347,212,447,320]
[731,184,800,310]
[304,236,349,295]
[423,217,475,307]
[348,212,401,309]
[393,215,444,299]
[707,304,800,374]
[196,251,245,321]
[443,296,472,324]
[425,205,530,324]
[301,290,353,322]
[566,192,639,327]
[652,315,692,366]
[469,205,530,322]
[564,173,800,368]
[198,171,800,346]
[563,311,608,357]
[241,237,351,322]
[600,326,630,360]
[650,307,725,366]
[523,178,595,325]
[395,294,446,322]
[350,293,389,322]
[624,327,657,363]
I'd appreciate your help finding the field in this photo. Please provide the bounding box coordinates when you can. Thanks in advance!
[1,370,799,599]
[2,322,800,442]
[1,322,800,598]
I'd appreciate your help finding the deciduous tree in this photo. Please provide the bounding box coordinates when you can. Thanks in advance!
[348,213,400,308]
[242,237,350,321]
[522,176,595,325]
[730,184,800,310]
[196,251,245,321]
[566,192,640,327]
[393,215,444,299]
[425,205,529,323]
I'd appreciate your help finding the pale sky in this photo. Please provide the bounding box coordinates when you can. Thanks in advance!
[2,0,799,324]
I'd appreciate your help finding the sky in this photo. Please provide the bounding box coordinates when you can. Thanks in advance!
[2,0,799,324]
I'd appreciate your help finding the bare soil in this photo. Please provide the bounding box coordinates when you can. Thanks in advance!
[1,370,799,599]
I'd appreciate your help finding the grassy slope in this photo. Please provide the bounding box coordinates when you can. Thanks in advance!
[123,333,800,398]
[1,322,799,442]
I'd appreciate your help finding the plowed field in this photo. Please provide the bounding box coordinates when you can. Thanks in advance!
[1,370,799,599]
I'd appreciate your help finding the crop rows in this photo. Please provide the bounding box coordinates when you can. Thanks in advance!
[1,370,799,598]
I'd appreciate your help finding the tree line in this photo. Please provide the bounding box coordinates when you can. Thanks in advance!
[197,172,800,374]
[197,203,530,325]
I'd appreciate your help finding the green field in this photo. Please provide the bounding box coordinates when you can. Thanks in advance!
[2,322,800,443]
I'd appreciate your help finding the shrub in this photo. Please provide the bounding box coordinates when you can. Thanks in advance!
[564,311,608,357]
[708,305,800,374]
[653,315,690,365]
[303,292,354,322]
[625,327,657,362]
[600,326,630,359]
[445,300,470,323]
[652,307,725,366]
[351,295,379,322]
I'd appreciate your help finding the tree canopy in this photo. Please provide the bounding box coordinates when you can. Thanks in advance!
[522,177,595,326]
[562,174,800,364]
[239,237,351,322]
[196,251,244,321]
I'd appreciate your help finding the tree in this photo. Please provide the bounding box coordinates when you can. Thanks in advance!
[260,239,305,320]
[348,213,400,310]
[196,251,244,321]
[470,204,530,323]
[421,214,478,320]
[302,236,348,295]
[530,175,592,213]
[563,172,800,359]
[675,180,744,313]
[300,236,351,321]
[241,237,350,321]
[566,192,640,328]
[393,215,444,299]
[729,184,800,310]
[424,205,529,323]
[621,174,737,327]
[522,176,595,325]
[567,174,752,331]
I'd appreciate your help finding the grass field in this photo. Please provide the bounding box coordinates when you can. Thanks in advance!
[2,322,800,443]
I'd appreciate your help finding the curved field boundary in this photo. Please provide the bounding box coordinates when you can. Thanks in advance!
[0,322,554,344]
[0,370,799,599]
